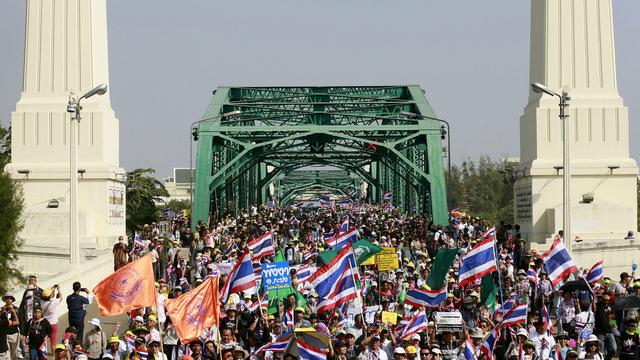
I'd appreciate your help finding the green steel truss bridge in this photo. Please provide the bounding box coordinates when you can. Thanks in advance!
[192,86,448,225]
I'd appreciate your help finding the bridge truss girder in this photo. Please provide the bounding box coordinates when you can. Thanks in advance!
[193,86,448,226]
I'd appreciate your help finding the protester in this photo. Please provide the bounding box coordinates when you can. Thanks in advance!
[66,282,92,342]
[26,307,51,360]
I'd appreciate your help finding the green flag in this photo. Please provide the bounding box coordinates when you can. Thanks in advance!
[317,240,381,266]
[427,248,458,289]
[480,273,498,309]
[353,239,382,264]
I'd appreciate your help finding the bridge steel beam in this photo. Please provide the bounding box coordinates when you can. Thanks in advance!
[193,86,448,227]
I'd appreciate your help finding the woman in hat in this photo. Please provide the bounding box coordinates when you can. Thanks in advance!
[522,340,539,360]
[582,335,604,360]
[147,338,167,360]
[84,318,106,360]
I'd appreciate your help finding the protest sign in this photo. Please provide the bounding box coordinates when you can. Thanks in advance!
[377,247,399,271]
[381,311,398,325]
[262,262,291,291]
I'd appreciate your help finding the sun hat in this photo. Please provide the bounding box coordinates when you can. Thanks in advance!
[88,318,101,327]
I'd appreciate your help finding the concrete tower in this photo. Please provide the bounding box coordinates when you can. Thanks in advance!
[515,0,638,275]
[4,0,125,276]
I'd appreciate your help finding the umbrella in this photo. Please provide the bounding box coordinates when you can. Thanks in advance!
[616,295,640,310]
[559,280,591,292]
[284,328,331,357]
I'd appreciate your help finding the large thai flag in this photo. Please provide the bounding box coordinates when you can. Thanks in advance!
[296,265,316,284]
[220,248,257,302]
[543,236,579,286]
[463,335,478,360]
[248,231,274,260]
[308,243,358,313]
[297,339,328,360]
[480,326,500,359]
[482,226,496,239]
[254,336,290,354]
[586,260,604,285]
[327,228,358,250]
[492,297,516,320]
[404,286,447,308]
[500,303,528,327]
[528,268,539,286]
[458,236,497,287]
[338,217,349,234]
[399,310,429,340]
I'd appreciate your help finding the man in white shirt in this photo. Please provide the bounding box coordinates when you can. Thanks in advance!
[530,319,555,360]
[358,337,388,360]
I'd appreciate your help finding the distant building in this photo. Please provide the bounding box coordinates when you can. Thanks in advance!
[162,168,194,202]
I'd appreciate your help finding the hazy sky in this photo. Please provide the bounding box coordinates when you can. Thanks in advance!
[1,1,639,178]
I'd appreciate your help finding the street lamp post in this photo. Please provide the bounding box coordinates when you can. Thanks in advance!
[66,84,108,265]
[531,82,572,253]
[189,110,241,228]
[399,111,452,220]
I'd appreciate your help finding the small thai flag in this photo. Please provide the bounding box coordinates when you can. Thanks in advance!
[134,232,145,249]
[338,216,349,234]
[586,260,604,285]
[125,334,136,349]
[480,326,500,359]
[528,268,539,286]
[137,350,148,360]
[383,192,393,200]
[500,303,528,327]
[296,339,328,360]
[543,304,553,334]
[254,336,290,354]
[323,232,335,240]
[247,231,274,260]
[543,235,579,286]
[463,335,478,360]
[282,308,294,332]
[404,286,448,308]
[303,249,317,261]
[458,236,498,287]
[248,292,268,313]
[399,310,429,340]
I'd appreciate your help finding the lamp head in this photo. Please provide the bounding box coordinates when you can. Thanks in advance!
[531,82,560,97]
[81,84,108,99]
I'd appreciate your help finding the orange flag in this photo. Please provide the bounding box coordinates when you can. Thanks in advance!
[165,275,220,343]
[93,254,156,316]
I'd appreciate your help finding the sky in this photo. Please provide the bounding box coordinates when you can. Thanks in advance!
[1,1,639,179]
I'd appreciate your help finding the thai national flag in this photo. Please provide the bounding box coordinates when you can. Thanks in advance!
[543,236,579,285]
[253,262,263,280]
[308,243,358,313]
[282,308,294,332]
[395,317,411,334]
[543,304,553,335]
[134,232,145,249]
[404,286,448,308]
[528,268,539,286]
[296,339,328,360]
[500,303,528,327]
[458,236,497,287]
[248,292,268,313]
[399,310,429,340]
[125,334,136,350]
[223,242,238,257]
[319,194,331,206]
[338,216,350,234]
[327,229,358,250]
[480,326,500,359]
[323,232,335,240]
[303,249,317,261]
[463,335,478,360]
[137,351,148,360]
[492,298,516,319]
[482,226,496,239]
[254,336,290,354]
[220,248,257,302]
[296,266,316,284]
[383,192,393,200]
[248,231,274,260]
[586,260,604,285]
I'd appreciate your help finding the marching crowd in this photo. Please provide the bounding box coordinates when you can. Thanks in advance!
[2,204,640,360]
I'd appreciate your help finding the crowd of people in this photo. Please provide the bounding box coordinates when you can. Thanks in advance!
[2,204,640,360]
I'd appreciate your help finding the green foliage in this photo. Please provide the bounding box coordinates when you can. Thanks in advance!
[161,199,190,213]
[447,155,515,224]
[0,167,24,293]
[0,125,10,168]
[126,168,169,234]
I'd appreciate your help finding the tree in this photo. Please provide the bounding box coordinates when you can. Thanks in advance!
[447,156,515,224]
[0,125,10,168]
[0,125,24,293]
[159,199,190,213]
[126,168,169,234]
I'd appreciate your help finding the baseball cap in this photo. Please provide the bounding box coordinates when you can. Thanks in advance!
[394,347,406,354]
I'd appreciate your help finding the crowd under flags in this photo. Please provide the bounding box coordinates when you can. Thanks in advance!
[480,326,500,358]
[220,248,256,303]
[404,286,448,308]
[399,310,429,340]
[93,254,157,316]
[458,236,498,287]
[296,339,328,360]
[543,236,579,285]
[247,231,274,260]
[463,334,478,360]
[586,260,604,285]
[308,243,358,313]
[500,303,528,327]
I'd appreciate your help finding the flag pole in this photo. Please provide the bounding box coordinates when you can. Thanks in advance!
[154,289,166,358]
